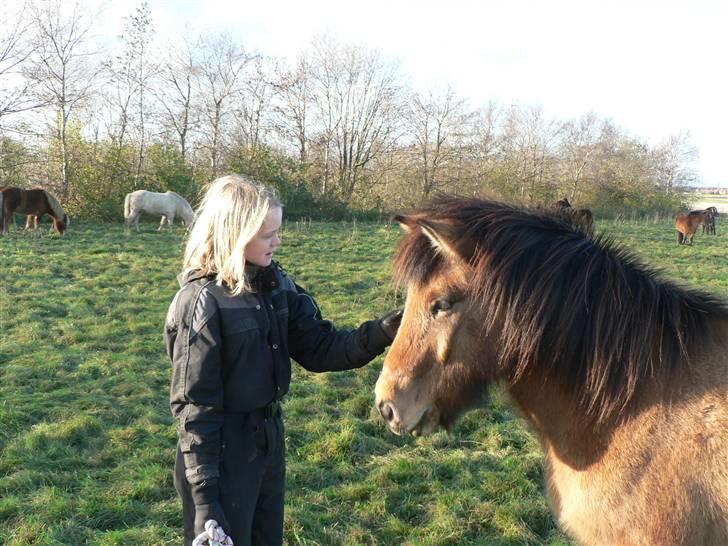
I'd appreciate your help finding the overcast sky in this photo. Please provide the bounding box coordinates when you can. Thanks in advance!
[105,0,728,186]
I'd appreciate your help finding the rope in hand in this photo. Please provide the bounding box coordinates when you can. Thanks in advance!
[192,519,234,546]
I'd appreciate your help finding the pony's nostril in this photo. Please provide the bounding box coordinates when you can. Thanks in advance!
[378,401,396,424]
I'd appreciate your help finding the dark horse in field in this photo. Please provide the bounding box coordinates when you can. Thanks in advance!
[0,187,69,236]
[375,196,728,545]
[694,206,718,235]
[553,197,594,232]
[676,209,713,245]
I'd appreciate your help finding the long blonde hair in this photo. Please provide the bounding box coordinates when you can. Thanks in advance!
[183,174,282,295]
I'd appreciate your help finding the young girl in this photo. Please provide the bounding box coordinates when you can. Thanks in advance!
[165,174,401,546]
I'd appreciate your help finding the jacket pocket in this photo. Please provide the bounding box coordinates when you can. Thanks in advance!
[221,316,259,337]
[247,419,269,462]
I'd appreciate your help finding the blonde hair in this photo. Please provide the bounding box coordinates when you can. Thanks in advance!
[183,174,282,295]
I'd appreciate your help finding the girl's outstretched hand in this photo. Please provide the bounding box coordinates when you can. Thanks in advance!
[379,309,403,341]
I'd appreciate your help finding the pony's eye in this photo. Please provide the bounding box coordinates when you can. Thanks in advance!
[431,299,452,316]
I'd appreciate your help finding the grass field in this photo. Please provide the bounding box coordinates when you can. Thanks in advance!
[1,216,726,545]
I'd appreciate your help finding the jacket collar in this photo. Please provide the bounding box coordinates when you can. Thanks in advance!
[178,269,214,287]
[179,262,279,291]
[247,262,279,292]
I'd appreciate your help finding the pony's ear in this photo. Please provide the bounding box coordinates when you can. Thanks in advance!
[393,214,416,232]
[416,219,462,262]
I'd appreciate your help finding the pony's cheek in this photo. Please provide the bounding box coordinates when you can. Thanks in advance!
[435,315,467,365]
[435,322,458,365]
[436,332,451,365]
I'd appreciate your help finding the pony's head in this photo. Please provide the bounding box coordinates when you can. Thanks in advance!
[376,196,726,436]
[375,209,494,436]
[181,211,196,227]
[175,193,196,226]
[42,190,68,235]
[54,213,69,234]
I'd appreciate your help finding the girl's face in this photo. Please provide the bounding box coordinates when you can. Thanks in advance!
[245,206,283,267]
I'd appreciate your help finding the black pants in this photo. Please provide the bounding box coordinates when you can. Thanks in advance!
[175,411,286,546]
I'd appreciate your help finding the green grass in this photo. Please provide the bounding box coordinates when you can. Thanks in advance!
[1,217,726,545]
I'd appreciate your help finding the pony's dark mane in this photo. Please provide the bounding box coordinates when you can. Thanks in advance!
[394,196,728,422]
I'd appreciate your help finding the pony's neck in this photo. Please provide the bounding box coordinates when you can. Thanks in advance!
[505,330,728,470]
[508,378,611,468]
[506,372,661,469]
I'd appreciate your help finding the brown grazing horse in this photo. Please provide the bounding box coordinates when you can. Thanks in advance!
[0,187,68,236]
[375,196,728,545]
[675,210,712,244]
[553,197,594,232]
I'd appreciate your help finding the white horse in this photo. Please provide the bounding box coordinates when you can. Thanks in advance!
[123,190,195,232]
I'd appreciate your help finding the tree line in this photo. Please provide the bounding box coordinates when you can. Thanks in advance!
[0,1,698,220]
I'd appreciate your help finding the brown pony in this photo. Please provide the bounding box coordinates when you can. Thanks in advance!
[675,210,711,245]
[0,187,68,236]
[375,196,728,545]
[552,197,594,232]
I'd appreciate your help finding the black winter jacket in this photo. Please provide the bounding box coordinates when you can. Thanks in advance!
[165,262,391,487]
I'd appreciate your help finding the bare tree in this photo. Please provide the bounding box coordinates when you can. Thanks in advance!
[25,0,100,200]
[195,32,251,178]
[586,121,657,210]
[102,22,137,149]
[405,87,468,200]
[466,100,501,192]
[499,104,560,202]
[232,55,273,153]
[559,112,599,203]
[309,35,401,201]
[0,3,42,122]
[308,35,337,196]
[272,54,313,164]
[653,130,698,194]
[156,30,198,162]
[119,1,156,185]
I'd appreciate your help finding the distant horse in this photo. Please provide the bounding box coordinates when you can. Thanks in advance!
[0,186,17,232]
[375,196,728,546]
[123,190,195,232]
[676,210,712,244]
[697,207,718,235]
[552,197,594,233]
[0,187,69,236]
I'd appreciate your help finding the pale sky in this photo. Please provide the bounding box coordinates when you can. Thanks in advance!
[107,0,728,186]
